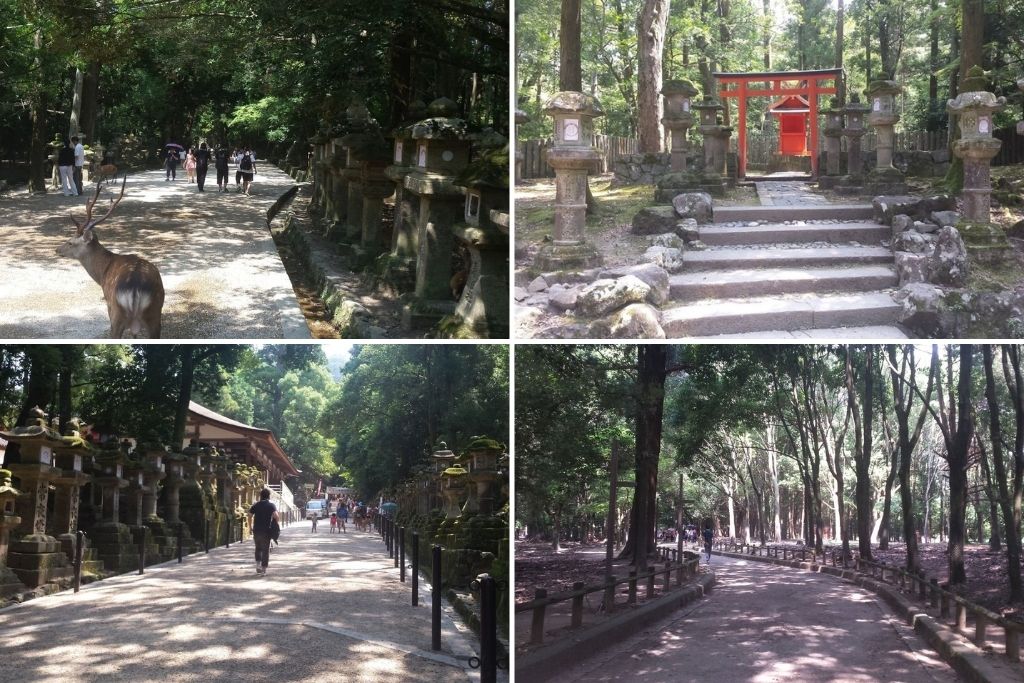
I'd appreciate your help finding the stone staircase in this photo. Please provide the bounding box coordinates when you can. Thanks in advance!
[661,204,907,338]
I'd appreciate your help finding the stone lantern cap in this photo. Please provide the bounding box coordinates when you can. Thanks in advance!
[410,97,469,140]
[455,144,509,190]
[693,95,723,112]
[391,100,429,138]
[662,79,699,98]
[0,406,63,444]
[867,79,902,98]
[309,116,333,145]
[543,91,604,119]
[515,109,530,125]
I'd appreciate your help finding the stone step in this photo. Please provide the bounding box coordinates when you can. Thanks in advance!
[699,222,889,246]
[661,291,900,337]
[703,325,908,340]
[669,265,898,301]
[682,245,893,271]
[713,204,874,223]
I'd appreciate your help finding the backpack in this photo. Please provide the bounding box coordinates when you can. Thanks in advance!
[270,519,280,542]
[240,153,253,171]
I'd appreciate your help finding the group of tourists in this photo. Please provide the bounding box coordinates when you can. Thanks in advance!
[163,143,258,195]
[56,136,86,196]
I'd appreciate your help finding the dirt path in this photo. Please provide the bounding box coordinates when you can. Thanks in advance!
[0,166,308,338]
[560,554,961,683]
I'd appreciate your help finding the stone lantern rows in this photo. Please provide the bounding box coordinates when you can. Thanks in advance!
[299,96,509,338]
[0,411,272,594]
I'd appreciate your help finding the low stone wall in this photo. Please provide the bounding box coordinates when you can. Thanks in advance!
[612,153,671,185]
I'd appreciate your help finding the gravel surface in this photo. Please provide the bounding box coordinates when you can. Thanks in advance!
[560,554,962,683]
[0,522,483,682]
[0,167,309,339]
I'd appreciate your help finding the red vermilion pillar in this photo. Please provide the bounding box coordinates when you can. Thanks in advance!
[737,81,748,178]
[808,77,820,176]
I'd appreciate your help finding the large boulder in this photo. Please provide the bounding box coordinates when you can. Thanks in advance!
[643,245,684,273]
[895,283,945,335]
[892,229,937,255]
[648,232,685,249]
[928,226,968,287]
[891,214,914,233]
[632,206,678,235]
[672,192,714,224]
[547,284,581,311]
[872,195,956,226]
[675,218,700,242]
[576,275,651,317]
[599,263,670,306]
[590,303,665,338]
[930,210,961,228]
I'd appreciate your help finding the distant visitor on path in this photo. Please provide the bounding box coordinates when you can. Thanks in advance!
[57,139,76,196]
[703,525,714,563]
[330,511,338,533]
[338,503,349,533]
[72,136,85,195]
[238,148,256,195]
[185,148,197,183]
[310,513,318,533]
[248,488,279,576]
[194,142,211,192]
[164,145,179,181]
[214,144,230,192]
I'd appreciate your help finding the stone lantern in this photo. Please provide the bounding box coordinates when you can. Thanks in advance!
[534,91,605,272]
[161,452,187,524]
[0,469,26,597]
[836,93,871,195]
[661,79,699,172]
[402,97,474,331]
[818,98,845,189]
[384,99,428,290]
[0,409,75,587]
[309,116,334,218]
[948,65,1009,257]
[866,80,907,193]
[514,109,530,183]
[1018,78,1024,136]
[50,418,94,558]
[123,458,147,528]
[432,442,456,475]
[88,441,135,572]
[464,436,502,515]
[326,113,353,239]
[137,442,166,523]
[443,140,509,339]
[440,463,467,520]
[694,96,730,196]
[339,101,375,245]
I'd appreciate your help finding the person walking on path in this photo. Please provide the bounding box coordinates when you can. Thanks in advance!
[72,136,85,195]
[214,144,230,191]
[185,148,197,183]
[248,488,279,576]
[194,142,211,191]
[338,503,349,533]
[57,139,77,196]
[329,512,338,534]
[702,524,714,564]
[238,147,256,195]
[165,146,179,181]
[310,513,318,533]
[234,148,243,189]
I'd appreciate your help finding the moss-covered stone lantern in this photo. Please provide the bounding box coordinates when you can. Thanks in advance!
[87,440,135,573]
[402,97,474,331]
[534,91,605,272]
[326,112,353,240]
[50,418,95,557]
[0,409,65,552]
[818,98,845,189]
[948,65,1009,257]
[383,99,428,290]
[661,79,699,172]
[440,140,509,339]
[836,93,871,195]
[440,463,468,520]
[309,116,334,218]
[0,468,26,597]
[693,96,730,195]
[465,436,502,515]
[866,80,907,193]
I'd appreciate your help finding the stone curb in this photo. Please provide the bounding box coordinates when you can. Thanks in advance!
[712,550,1021,683]
[516,571,717,682]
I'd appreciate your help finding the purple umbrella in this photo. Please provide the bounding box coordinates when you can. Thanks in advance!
[164,142,184,151]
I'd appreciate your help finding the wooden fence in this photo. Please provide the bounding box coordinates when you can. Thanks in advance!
[518,134,639,179]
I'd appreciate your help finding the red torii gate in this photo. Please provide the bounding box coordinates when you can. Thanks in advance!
[713,68,841,178]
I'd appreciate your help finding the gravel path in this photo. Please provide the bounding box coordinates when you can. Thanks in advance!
[560,554,961,683]
[0,166,308,339]
[0,522,481,682]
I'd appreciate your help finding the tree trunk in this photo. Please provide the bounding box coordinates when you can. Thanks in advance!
[879,444,898,550]
[926,0,939,130]
[636,0,670,153]
[172,346,195,447]
[958,0,984,84]
[29,27,48,194]
[559,0,583,91]
[980,439,1002,551]
[80,62,101,144]
[835,0,845,106]
[856,346,874,559]
[988,346,1023,600]
[947,345,974,586]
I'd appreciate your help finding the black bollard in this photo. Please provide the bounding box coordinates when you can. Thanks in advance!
[138,527,146,575]
[412,531,420,606]
[431,544,442,651]
[204,517,209,554]
[399,526,406,582]
[177,522,184,563]
[388,519,394,558]
[73,530,84,593]
[479,574,497,683]
[225,516,230,548]
[394,524,400,569]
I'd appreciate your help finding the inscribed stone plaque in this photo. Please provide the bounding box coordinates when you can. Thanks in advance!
[873,98,881,112]
[418,144,427,167]
[394,141,403,163]
[40,446,51,465]
[73,454,82,472]
[683,101,690,112]
[116,464,122,478]
[563,118,580,142]
[979,117,990,134]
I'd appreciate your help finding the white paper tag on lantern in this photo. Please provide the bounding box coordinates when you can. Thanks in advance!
[417,144,427,167]
[683,101,691,112]
[394,141,403,163]
[873,98,881,112]
[1018,121,1024,135]
[40,446,52,465]
[979,117,990,134]
[563,119,580,142]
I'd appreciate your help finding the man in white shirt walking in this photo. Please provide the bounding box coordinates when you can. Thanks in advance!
[72,136,85,195]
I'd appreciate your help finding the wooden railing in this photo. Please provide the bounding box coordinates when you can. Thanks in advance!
[518,135,640,179]
[515,552,701,646]
[712,539,1022,664]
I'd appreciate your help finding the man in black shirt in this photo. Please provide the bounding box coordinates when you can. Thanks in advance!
[248,488,279,575]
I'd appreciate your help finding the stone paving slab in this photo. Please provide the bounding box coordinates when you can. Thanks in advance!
[713,204,875,223]
[706,325,909,340]
[560,554,961,683]
[0,523,483,682]
[683,245,893,270]
[669,265,898,300]
[0,167,309,339]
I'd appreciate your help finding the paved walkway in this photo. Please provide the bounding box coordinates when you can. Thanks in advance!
[0,165,308,338]
[0,523,482,682]
[560,554,960,683]
[755,180,831,206]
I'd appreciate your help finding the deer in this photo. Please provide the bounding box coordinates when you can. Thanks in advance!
[56,176,165,338]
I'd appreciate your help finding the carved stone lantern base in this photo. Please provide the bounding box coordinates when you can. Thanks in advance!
[534,240,603,272]
[866,166,908,195]
[654,170,702,203]
[7,536,74,588]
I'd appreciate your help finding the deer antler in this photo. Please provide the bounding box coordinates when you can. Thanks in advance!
[86,175,128,230]
[80,176,106,228]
